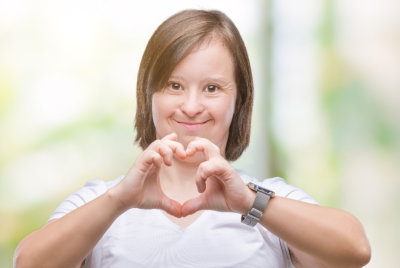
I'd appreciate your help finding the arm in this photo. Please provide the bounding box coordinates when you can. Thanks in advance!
[14,133,186,268]
[14,190,125,268]
[258,196,371,268]
[181,138,371,268]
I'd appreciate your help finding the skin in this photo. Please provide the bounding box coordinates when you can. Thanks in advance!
[151,38,236,153]
[14,38,371,268]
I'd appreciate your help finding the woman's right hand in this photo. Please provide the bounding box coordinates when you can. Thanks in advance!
[108,133,186,217]
[14,134,185,268]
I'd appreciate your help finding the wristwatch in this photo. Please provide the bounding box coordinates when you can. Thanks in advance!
[241,182,275,226]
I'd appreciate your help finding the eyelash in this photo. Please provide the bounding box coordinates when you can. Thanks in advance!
[167,82,220,94]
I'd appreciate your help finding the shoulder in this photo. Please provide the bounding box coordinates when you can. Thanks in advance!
[236,169,318,205]
[71,175,124,201]
[48,175,125,221]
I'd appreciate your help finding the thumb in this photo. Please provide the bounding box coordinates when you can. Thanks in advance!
[181,197,206,217]
[160,196,183,218]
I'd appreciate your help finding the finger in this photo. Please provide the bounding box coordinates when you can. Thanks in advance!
[181,197,206,217]
[161,132,178,141]
[196,159,239,193]
[186,138,220,159]
[154,140,187,165]
[149,135,186,164]
[152,140,174,166]
[185,138,205,156]
[135,150,163,175]
[151,151,163,169]
[163,139,186,159]
[196,162,210,193]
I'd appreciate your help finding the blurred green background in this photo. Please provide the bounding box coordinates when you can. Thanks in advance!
[1,0,399,267]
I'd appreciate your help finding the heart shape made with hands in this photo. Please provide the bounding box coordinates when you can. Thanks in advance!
[124,133,251,220]
[155,137,248,219]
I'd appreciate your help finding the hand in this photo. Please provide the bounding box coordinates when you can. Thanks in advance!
[181,138,255,217]
[109,133,186,217]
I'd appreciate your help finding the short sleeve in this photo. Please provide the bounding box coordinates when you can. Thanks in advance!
[236,170,318,205]
[48,176,124,222]
[260,177,318,205]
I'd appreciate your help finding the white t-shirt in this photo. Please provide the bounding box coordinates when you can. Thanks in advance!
[49,170,318,268]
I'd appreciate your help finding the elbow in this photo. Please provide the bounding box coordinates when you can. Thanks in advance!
[353,241,371,267]
[325,240,371,268]
[14,245,33,268]
[334,213,371,267]
[14,245,52,268]
[347,217,372,267]
[14,235,43,268]
[352,222,371,266]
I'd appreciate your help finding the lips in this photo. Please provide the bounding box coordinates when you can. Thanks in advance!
[175,120,210,131]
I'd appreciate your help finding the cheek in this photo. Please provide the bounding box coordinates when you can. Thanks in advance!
[151,95,165,132]
[151,96,159,125]
[226,100,236,124]
[151,93,177,135]
[225,96,236,123]
[213,97,236,126]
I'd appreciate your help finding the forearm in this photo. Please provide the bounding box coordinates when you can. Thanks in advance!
[259,196,371,267]
[14,135,187,267]
[14,189,127,268]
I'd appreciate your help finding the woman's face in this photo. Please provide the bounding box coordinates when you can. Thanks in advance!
[152,38,237,154]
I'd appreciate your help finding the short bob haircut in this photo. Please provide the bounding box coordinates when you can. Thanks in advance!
[134,9,253,161]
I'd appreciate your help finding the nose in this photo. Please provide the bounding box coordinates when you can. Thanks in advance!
[180,90,205,117]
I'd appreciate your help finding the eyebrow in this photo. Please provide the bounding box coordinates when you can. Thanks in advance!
[169,75,232,86]
[202,77,231,86]
[168,75,187,82]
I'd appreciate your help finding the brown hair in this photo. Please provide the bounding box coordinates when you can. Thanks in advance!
[134,9,253,161]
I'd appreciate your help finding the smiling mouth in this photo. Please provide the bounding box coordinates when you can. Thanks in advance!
[175,120,210,131]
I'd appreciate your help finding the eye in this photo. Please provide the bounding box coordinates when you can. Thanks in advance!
[204,85,219,94]
[168,82,183,91]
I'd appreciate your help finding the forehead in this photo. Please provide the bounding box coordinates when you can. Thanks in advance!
[170,38,235,79]
[191,36,233,61]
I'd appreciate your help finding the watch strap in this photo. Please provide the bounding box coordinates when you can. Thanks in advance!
[241,184,273,226]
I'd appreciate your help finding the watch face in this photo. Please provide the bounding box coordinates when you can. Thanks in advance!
[248,182,274,196]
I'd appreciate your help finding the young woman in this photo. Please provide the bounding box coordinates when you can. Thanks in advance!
[14,10,371,268]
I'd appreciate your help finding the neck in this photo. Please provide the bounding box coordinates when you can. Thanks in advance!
[160,156,200,185]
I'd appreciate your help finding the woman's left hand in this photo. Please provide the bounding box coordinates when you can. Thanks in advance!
[181,137,255,217]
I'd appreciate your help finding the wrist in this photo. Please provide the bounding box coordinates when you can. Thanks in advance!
[106,185,132,214]
[242,187,257,215]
